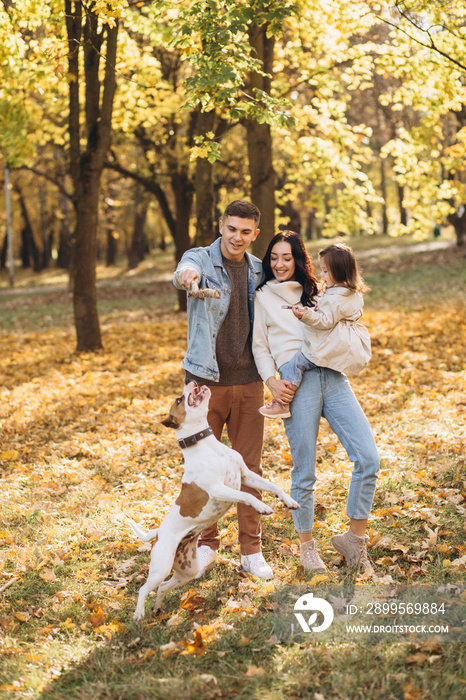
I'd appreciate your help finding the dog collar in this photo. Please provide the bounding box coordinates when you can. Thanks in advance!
[178,427,213,450]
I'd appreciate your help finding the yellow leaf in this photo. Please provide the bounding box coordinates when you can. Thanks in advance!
[368,532,383,548]
[160,641,184,658]
[442,559,452,568]
[137,649,157,661]
[14,612,29,622]
[39,568,57,583]
[88,608,106,627]
[246,665,265,677]
[0,450,19,461]
[405,652,428,665]
[180,630,206,655]
[0,682,23,691]
[309,574,329,585]
[61,618,76,629]
[180,588,206,610]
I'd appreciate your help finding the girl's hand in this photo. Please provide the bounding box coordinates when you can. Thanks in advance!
[265,377,296,403]
[292,305,306,319]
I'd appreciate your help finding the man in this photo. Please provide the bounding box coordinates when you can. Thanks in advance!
[173,199,272,579]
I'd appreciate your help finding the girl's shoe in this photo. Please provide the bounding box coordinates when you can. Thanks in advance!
[259,399,291,419]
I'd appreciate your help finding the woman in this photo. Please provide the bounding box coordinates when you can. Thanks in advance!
[252,231,379,574]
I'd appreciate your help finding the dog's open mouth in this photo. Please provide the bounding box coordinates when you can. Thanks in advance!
[187,384,209,407]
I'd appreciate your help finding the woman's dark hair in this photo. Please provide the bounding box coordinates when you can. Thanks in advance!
[319,243,369,293]
[259,231,318,307]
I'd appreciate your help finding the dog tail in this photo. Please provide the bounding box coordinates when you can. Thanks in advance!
[128,518,159,543]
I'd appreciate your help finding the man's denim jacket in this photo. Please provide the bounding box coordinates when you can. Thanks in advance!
[173,237,263,382]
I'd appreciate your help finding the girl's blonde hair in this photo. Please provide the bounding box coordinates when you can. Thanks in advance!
[319,242,369,294]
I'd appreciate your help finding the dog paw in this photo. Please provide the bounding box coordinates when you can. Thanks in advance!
[284,497,300,510]
[133,610,145,622]
[258,504,274,515]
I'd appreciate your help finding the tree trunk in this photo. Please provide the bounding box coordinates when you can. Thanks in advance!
[57,192,73,269]
[380,157,389,235]
[65,0,118,351]
[194,109,216,247]
[128,186,148,270]
[397,183,407,227]
[16,187,41,271]
[246,24,275,258]
[39,185,51,269]
[172,170,193,312]
[447,206,466,246]
[73,176,101,349]
[0,233,7,268]
[279,200,301,234]
[106,228,118,266]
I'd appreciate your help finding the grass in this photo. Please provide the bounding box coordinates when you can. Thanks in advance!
[0,238,465,699]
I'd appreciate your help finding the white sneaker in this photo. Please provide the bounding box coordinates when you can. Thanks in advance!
[194,545,218,578]
[241,552,273,579]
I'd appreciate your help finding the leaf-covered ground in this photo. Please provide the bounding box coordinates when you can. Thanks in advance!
[0,242,465,699]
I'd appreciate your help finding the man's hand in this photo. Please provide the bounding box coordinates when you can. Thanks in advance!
[177,268,199,290]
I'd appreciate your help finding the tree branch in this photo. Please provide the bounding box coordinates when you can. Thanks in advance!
[378,10,466,72]
[105,151,176,237]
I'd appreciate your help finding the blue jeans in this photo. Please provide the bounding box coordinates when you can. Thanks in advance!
[280,366,379,533]
[280,350,317,389]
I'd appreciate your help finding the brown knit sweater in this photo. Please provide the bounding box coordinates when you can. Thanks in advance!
[186,256,261,386]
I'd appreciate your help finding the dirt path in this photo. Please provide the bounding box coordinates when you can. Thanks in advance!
[356,239,453,259]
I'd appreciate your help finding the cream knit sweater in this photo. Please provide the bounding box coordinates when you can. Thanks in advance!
[252,280,305,381]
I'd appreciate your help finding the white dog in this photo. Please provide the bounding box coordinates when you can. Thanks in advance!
[129,381,299,620]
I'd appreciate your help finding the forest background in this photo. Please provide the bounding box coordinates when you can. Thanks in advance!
[0,1,465,698]
[1,0,466,348]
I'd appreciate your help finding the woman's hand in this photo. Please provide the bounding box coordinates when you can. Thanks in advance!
[292,305,307,319]
[265,376,296,403]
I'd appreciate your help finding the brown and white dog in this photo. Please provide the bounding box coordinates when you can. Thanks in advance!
[128,381,299,621]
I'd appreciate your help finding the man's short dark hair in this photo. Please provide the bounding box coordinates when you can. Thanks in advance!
[223,200,260,226]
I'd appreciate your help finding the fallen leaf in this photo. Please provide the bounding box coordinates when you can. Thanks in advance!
[39,568,58,583]
[87,608,106,627]
[245,665,265,677]
[405,652,428,665]
[180,588,206,610]
[0,450,19,461]
[14,612,30,622]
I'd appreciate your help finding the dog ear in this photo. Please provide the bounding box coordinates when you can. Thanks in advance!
[161,415,179,429]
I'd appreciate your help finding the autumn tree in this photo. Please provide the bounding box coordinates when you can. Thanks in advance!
[168,0,297,256]
[64,1,120,350]
[369,0,466,244]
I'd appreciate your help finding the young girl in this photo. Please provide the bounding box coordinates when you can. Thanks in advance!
[259,242,371,418]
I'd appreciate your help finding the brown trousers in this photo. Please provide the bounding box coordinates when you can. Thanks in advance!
[198,381,265,555]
